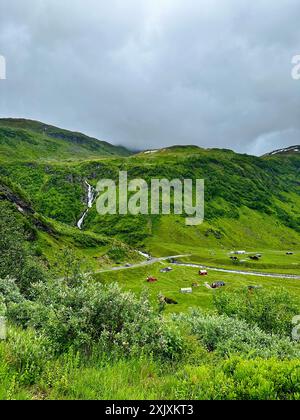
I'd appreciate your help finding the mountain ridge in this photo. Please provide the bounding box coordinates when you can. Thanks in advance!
[0,118,131,161]
[1,118,300,159]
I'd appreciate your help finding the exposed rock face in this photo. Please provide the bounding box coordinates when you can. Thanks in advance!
[0,183,34,215]
[0,181,55,235]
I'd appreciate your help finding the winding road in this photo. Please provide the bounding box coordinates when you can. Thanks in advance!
[96,254,300,280]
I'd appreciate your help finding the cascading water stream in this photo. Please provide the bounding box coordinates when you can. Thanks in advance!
[86,181,94,208]
[77,210,88,230]
[77,181,95,230]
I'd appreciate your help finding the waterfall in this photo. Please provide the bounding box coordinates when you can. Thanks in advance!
[77,210,88,230]
[77,181,96,230]
[86,181,94,208]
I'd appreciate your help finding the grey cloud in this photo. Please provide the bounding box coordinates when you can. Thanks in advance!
[0,0,300,155]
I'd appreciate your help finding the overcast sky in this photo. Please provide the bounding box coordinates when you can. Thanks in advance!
[0,0,300,155]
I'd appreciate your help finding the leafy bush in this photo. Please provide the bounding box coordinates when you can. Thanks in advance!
[11,279,185,360]
[107,246,127,262]
[0,295,5,316]
[0,202,47,297]
[213,287,299,336]
[175,357,300,400]
[176,310,300,360]
[0,202,26,282]
[1,326,53,385]
[0,277,24,306]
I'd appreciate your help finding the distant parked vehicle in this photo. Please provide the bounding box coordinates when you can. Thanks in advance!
[249,256,260,261]
[160,267,173,273]
[211,281,226,289]
[169,258,179,264]
[181,288,193,294]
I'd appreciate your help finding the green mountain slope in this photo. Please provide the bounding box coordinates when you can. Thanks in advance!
[0,118,131,161]
[1,140,299,256]
[0,176,141,271]
[85,147,300,253]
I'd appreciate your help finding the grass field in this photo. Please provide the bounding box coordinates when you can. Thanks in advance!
[181,249,300,275]
[95,261,300,314]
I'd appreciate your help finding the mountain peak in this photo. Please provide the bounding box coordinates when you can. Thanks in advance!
[265,145,300,157]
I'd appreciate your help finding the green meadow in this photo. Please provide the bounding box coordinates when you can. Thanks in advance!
[96,262,300,314]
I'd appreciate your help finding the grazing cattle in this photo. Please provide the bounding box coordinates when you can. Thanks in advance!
[250,256,260,261]
[248,285,261,292]
[164,297,178,305]
[147,277,158,283]
[199,270,208,276]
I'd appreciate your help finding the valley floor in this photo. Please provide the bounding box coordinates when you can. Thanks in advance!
[96,257,300,314]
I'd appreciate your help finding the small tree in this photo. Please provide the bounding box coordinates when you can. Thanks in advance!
[0,203,26,282]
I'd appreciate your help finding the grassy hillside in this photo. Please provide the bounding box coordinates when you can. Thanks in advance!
[0,118,131,162]
[0,177,142,272]
[0,138,299,257]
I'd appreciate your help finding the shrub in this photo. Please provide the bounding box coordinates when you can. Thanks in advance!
[0,295,5,316]
[18,259,47,299]
[176,310,300,360]
[1,326,53,385]
[0,203,47,299]
[11,279,185,360]
[213,287,299,336]
[0,277,24,306]
[0,203,26,282]
[175,357,300,400]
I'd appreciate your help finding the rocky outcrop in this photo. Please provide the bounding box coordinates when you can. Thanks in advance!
[0,181,55,235]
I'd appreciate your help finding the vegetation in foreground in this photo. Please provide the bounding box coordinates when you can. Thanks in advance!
[1,205,300,400]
